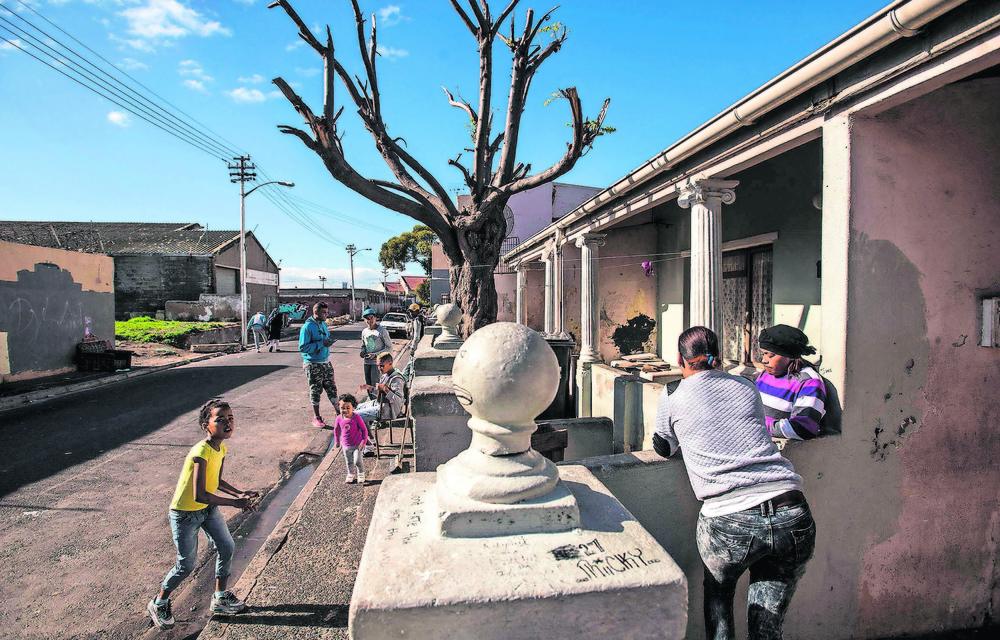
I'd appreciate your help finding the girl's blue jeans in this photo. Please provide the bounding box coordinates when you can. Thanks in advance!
[161,505,234,593]
[696,501,816,640]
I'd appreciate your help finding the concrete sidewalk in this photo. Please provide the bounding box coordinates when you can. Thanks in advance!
[198,425,412,640]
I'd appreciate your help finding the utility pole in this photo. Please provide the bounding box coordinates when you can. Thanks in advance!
[228,155,256,349]
[346,244,371,320]
[319,275,327,289]
[382,267,389,311]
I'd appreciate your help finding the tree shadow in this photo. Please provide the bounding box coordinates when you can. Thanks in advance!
[0,364,284,497]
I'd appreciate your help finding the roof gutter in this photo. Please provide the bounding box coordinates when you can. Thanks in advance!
[549,0,968,233]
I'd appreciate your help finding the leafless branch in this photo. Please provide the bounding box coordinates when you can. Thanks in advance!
[448,0,479,35]
[442,86,478,123]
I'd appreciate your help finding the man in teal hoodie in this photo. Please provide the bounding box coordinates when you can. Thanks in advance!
[298,302,338,427]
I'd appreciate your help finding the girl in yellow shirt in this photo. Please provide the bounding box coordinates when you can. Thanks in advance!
[147,399,259,629]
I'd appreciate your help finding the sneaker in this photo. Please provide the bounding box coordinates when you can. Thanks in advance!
[210,590,246,614]
[345,474,356,484]
[147,598,175,629]
[268,344,274,352]
[312,416,326,428]
[358,473,366,484]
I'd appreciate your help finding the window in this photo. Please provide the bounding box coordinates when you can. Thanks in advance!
[722,246,772,363]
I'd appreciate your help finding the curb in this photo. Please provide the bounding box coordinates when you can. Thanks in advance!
[0,352,229,413]
[199,438,342,639]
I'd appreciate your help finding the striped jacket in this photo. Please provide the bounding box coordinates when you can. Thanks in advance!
[755,368,826,440]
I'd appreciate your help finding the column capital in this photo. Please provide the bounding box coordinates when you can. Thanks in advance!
[575,233,607,249]
[677,178,739,209]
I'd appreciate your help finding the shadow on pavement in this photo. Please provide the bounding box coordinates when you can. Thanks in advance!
[0,364,284,497]
[221,603,349,628]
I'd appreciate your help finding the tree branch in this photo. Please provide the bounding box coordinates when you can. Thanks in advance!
[267,1,326,56]
[442,86,478,123]
[448,0,479,35]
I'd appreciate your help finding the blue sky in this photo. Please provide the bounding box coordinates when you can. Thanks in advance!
[0,0,887,289]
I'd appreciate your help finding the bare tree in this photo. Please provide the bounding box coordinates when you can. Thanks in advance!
[268,0,610,334]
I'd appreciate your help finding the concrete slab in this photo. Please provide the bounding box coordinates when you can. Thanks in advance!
[349,465,688,639]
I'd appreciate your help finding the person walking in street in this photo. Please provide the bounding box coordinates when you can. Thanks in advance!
[247,310,267,352]
[755,324,826,441]
[407,303,425,356]
[333,393,369,484]
[299,302,339,428]
[654,326,816,640]
[265,309,285,352]
[147,399,259,630]
[360,308,392,401]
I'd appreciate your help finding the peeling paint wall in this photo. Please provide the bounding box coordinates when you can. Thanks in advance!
[495,273,516,322]
[598,218,658,362]
[0,241,114,382]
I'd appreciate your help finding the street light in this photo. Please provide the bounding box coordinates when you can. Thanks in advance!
[238,179,294,348]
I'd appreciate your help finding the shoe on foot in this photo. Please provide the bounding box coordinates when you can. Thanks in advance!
[268,344,274,352]
[147,598,175,629]
[358,473,366,484]
[345,474,357,484]
[210,590,246,614]
[312,416,326,428]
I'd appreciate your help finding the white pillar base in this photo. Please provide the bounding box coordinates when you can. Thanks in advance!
[349,465,687,639]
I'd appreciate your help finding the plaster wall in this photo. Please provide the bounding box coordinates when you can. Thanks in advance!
[495,273,516,322]
[430,242,450,304]
[216,238,279,314]
[797,79,1000,639]
[0,241,114,382]
[507,183,555,241]
[598,219,658,363]
[561,242,582,348]
[524,263,545,332]
[552,183,602,219]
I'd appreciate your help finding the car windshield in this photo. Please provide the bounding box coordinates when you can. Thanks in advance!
[382,314,407,322]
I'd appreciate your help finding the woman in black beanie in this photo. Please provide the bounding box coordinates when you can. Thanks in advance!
[755,325,826,441]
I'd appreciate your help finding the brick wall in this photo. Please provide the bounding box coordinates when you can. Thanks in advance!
[114,255,214,318]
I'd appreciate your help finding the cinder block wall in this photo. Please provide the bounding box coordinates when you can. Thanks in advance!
[114,255,213,318]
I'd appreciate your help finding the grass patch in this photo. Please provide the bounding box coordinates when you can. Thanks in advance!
[115,317,226,347]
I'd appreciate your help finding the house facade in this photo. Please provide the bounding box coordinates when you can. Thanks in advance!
[0,222,279,319]
[504,1,1000,637]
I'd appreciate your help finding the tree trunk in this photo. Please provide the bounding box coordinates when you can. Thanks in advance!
[450,215,505,336]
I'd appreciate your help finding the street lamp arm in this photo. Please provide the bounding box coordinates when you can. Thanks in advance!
[245,181,295,197]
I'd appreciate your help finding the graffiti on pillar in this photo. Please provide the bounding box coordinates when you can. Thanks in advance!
[0,263,114,376]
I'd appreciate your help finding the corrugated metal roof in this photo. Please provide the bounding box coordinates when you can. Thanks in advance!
[0,221,241,255]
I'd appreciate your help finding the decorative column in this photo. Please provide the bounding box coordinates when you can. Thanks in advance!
[542,243,556,334]
[553,240,565,333]
[677,179,738,340]
[575,233,606,418]
[515,263,527,325]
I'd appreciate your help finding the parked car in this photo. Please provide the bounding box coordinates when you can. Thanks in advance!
[380,313,411,338]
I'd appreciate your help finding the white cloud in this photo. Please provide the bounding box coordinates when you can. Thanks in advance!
[118,58,149,71]
[0,39,23,54]
[178,59,214,82]
[120,0,230,40]
[182,79,208,93]
[107,111,132,127]
[377,5,403,27]
[226,87,267,103]
[295,67,320,77]
[377,45,408,61]
[286,40,304,51]
[238,73,264,84]
[110,33,156,53]
[233,0,257,5]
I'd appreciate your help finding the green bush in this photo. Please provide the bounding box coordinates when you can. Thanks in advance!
[115,318,226,347]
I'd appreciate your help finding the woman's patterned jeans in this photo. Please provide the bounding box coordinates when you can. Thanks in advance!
[696,501,816,640]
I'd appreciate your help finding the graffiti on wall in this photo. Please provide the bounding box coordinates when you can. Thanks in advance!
[279,302,309,320]
[0,263,114,377]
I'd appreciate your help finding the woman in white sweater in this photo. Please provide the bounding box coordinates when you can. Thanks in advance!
[654,326,816,640]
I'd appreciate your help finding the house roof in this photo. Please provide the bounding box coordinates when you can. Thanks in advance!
[384,281,405,293]
[0,221,243,255]
[400,275,427,291]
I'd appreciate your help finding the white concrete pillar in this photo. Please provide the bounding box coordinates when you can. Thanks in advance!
[542,243,555,334]
[553,239,565,333]
[821,116,851,400]
[515,264,526,325]
[575,233,606,418]
[677,178,738,340]
[575,233,606,364]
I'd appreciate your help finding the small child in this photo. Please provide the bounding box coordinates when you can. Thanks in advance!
[147,399,260,630]
[334,393,369,484]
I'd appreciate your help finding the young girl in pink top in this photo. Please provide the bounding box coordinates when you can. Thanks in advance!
[334,394,369,484]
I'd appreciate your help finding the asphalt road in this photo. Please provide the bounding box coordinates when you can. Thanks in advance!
[0,322,401,640]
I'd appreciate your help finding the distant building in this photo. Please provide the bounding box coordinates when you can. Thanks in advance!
[0,222,279,319]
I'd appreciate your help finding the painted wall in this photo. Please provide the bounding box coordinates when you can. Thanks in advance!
[598,217,658,363]
[562,243,582,350]
[495,273,516,322]
[553,183,602,219]
[165,294,242,322]
[0,241,114,382]
[524,263,546,332]
[795,78,1000,639]
[430,242,450,305]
